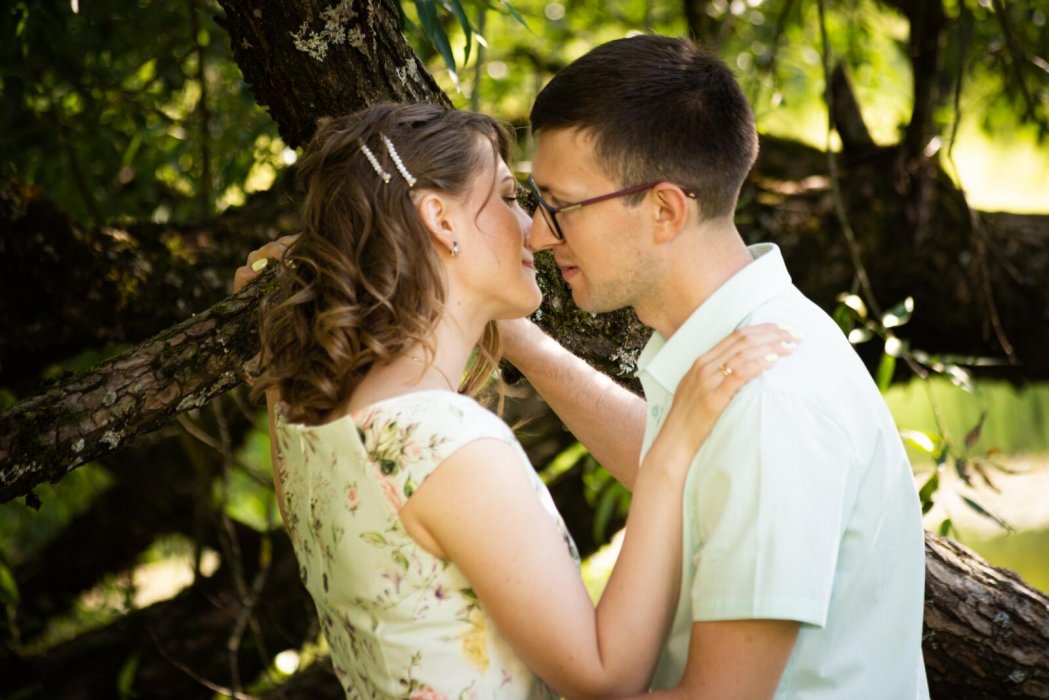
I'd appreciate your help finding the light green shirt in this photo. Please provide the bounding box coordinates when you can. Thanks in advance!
[640,244,929,698]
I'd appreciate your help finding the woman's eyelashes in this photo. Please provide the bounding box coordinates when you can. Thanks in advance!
[504,185,523,205]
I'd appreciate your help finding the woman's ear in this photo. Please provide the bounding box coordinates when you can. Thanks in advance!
[415,191,459,257]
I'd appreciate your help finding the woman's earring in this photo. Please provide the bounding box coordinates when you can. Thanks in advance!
[451,241,460,258]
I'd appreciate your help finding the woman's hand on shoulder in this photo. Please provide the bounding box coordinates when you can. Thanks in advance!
[657,323,799,462]
[233,234,299,293]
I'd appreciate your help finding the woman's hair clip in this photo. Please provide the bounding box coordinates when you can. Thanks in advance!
[359,139,391,184]
[381,134,417,188]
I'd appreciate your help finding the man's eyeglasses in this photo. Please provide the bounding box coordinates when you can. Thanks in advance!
[524,175,697,241]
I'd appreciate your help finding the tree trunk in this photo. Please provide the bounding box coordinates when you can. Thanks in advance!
[216,0,451,149]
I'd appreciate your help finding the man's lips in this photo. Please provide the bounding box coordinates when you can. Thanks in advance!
[558,264,579,281]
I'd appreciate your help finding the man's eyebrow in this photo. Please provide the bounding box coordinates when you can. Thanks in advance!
[530,178,557,196]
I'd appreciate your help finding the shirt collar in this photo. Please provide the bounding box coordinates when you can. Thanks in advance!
[636,243,792,393]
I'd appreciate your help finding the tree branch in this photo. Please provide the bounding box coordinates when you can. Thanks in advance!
[0,273,274,503]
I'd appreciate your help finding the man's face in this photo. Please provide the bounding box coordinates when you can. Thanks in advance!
[529,128,656,314]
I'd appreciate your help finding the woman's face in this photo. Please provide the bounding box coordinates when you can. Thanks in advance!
[452,149,542,321]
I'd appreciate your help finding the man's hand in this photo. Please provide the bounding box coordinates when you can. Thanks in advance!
[233,234,298,293]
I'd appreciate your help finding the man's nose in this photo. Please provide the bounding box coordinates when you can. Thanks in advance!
[527,209,560,252]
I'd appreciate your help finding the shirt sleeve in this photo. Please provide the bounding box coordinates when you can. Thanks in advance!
[689,387,852,627]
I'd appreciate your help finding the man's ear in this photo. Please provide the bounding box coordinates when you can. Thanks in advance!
[651,184,695,243]
[415,191,459,257]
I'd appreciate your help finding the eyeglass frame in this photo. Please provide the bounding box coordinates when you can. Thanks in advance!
[525,174,697,241]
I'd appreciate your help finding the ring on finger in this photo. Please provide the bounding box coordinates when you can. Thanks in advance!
[719,363,733,378]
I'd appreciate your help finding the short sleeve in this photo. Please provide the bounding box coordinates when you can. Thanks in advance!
[689,388,852,627]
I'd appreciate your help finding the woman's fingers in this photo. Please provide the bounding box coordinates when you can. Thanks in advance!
[711,338,795,386]
[656,324,800,463]
[675,324,800,408]
[698,324,797,373]
[233,234,300,292]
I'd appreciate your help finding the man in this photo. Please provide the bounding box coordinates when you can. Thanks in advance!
[237,35,929,698]
[506,35,929,698]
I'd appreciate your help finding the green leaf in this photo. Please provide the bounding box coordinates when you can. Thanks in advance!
[900,429,938,455]
[592,486,618,544]
[918,471,938,508]
[117,653,141,699]
[964,410,987,450]
[444,0,473,66]
[847,326,873,345]
[960,496,1013,532]
[832,302,852,335]
[498,0,532,32]
[539,442,587,485]
[835,292,868,319]
[361,531,388,546]
[881,296,914,329]
[970,460,1000,492]
[415,0,460,88]
[937,518,953,537]
[945,364,974,392]
[874,351,895,393]
[0,560,19,606]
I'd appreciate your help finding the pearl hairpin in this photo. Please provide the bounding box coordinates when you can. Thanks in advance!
[381,134,417,188]
[358,139,391,184]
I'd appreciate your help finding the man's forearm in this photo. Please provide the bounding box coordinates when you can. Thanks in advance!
[501,319,646,490]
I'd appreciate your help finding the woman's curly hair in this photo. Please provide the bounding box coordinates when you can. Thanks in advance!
[253,103,514,425]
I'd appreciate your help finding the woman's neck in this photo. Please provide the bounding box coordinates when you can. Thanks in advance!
[339,317,478,417]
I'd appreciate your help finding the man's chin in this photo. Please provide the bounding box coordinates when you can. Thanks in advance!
[569,290,607,314]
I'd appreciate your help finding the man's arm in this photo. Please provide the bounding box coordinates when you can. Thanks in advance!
[640,619,800,699]
[499,318,646,490]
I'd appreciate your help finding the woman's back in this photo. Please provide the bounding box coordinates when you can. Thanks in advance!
[275,390,574,699]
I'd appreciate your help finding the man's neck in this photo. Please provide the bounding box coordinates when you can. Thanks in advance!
[635,220,753,339]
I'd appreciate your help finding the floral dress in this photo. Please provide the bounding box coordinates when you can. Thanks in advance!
[275,390,578,699]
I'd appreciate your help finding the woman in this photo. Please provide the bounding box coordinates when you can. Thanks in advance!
[239,102,793,699]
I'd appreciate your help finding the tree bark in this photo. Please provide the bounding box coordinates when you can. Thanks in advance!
[924,535,1049,698]
[0,273,273,503]
[216,0,451,149]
